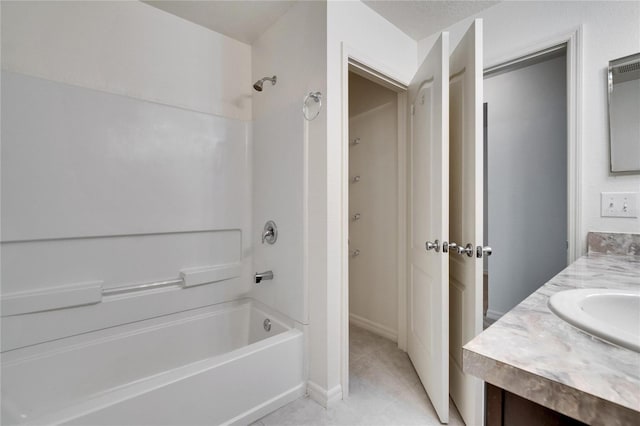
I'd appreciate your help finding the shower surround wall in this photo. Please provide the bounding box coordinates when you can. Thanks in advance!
[250,2,326,329]
[1,3,311,422]
[250,0,327,404]
[1,1,252,352]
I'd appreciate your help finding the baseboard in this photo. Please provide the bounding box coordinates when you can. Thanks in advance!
[349,313,398,342]
[307,381,342,408]
[485,309,504,322]
[227,382,306,425]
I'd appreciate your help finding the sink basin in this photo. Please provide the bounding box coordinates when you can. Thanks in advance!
[548,288,640,352]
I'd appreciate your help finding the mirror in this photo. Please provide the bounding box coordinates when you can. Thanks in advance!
[608,53,640,174]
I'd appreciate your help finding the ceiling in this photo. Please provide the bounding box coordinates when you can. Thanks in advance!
[143,1,295,44]
[144,1,499,44]
[362,1,499,40]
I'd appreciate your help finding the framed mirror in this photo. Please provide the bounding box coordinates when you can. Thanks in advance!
[608,52,640,174]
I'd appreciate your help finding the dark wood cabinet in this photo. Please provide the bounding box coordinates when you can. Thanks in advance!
[485,383,587,426]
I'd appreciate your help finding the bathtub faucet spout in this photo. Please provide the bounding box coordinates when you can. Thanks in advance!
[254,270,274,284]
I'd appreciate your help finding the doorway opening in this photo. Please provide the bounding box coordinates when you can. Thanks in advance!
[346,69,465,424]
[347,72,399,343]
[340,28,580,426]
[483,45,569,326]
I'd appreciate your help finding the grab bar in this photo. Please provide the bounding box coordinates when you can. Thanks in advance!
[1,263,242,316]
[103,262,243,296]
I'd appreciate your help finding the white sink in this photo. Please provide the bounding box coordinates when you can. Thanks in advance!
[548,288,640,352]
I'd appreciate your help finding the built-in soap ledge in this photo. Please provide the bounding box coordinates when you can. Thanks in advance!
[1,263,242,316]
[0,281,103,316]
[180,263,242,288]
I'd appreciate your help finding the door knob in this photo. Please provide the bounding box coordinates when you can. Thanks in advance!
[476,246,492,258]
[442,241,459,253]
[352,213,361,221]
[456,243,474,257]
[351,249,361,257]
[425,240,441,252]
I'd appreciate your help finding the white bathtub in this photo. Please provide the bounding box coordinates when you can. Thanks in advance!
[1,298,305,425]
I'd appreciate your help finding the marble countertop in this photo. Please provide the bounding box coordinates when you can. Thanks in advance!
[463,253,640,425]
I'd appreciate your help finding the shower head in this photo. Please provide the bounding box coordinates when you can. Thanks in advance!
[253,76,277,92]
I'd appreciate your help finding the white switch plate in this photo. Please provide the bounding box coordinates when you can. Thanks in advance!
[601,192,638,218]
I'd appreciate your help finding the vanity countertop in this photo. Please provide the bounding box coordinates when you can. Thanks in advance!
[463,253,640,425]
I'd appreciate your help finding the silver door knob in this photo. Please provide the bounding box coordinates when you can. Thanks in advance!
[456,243,474,257]
[352,213,361,221]
[425,240,440,252]
[352,175,361,183]
[476,246,492,258]
[443,241,459,253]
[351,249,361,257]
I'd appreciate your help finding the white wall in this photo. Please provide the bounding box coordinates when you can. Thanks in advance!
[312,0,416,404]
[349,72,400,116]
[418,1,640,251]
[250,1,326,325]
[1,0,252,120]
[485,55,568,316]
[1,1,253,349]
[348,73,398,340]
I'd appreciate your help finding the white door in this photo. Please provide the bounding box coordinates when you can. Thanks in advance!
[407,32,450,424]
[448,19,485,426]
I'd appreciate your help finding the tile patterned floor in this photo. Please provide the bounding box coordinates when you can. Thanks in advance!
[252,325,465,426]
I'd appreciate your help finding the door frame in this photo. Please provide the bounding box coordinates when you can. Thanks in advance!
[339,25,583,402]
[340,43,409,398]
[483,27,583,264]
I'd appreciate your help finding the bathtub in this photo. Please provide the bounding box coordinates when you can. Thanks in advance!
[1,298,305,425]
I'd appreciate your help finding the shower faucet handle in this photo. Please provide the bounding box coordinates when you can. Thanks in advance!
[262,228,274,243]
[262,220,278,244]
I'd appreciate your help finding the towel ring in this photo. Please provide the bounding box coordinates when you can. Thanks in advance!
[303,91,322,121]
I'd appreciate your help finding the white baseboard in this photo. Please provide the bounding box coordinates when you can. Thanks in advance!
[307,381,342,408]
[485,309,504,322]
[349,313,398,342]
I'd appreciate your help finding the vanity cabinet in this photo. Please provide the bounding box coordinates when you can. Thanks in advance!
[486,383,587,426]
[464,237,640,426]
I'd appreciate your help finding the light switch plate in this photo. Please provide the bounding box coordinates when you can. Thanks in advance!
[601,192,638,218]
